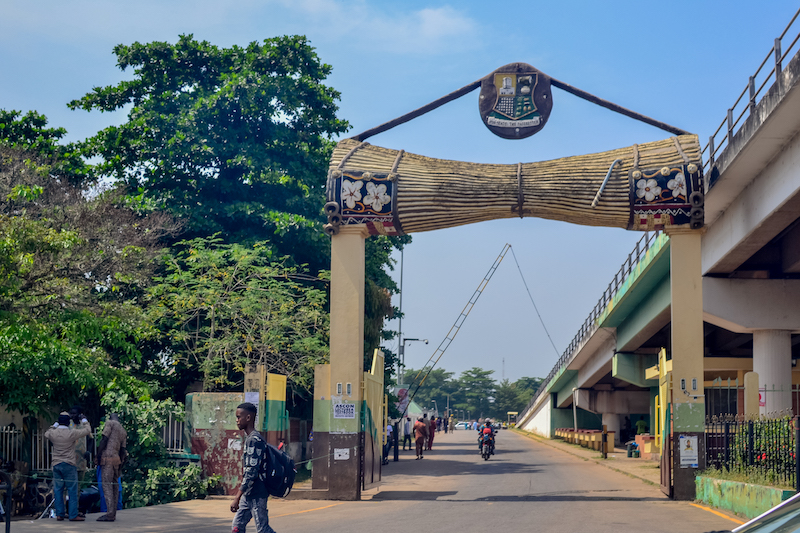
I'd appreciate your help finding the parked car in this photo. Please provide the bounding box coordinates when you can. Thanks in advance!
[454,422,470,430]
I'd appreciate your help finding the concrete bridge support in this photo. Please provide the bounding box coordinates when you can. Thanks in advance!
[753,329,793,414]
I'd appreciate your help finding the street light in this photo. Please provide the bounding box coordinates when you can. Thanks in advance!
[431,399,438,417]
[398,337,428,385]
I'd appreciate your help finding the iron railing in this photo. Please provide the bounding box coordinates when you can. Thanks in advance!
[705,412,796,489]
[702,7,800,177]
[521,230,663,416]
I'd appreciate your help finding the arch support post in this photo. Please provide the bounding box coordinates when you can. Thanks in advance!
[311,225,368,500]
[666,228,706,500]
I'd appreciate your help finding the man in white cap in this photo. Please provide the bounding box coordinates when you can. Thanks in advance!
[45,411,91,521]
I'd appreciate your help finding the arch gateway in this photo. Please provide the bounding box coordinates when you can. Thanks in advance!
[309,63,706,500]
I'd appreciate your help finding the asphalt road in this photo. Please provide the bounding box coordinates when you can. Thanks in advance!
[10,429,738,533]
[275,429,734,533]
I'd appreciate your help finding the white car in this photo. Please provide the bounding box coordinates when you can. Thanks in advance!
[454,422,470,430]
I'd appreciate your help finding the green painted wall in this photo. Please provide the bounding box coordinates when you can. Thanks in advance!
[615,275,670,349]
[696,476,793,519]
[186,392,243,431]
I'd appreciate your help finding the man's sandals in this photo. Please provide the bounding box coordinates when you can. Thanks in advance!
[97,514,116,521]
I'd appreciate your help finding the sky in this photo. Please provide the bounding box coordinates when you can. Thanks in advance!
[2,0,799,385]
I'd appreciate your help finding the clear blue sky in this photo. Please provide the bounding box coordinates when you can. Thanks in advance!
[2,1,798,383]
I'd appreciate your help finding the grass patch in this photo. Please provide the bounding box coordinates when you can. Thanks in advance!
[699,466,794,490]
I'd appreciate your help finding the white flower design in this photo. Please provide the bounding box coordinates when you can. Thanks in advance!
[636,178,662,202]
[363,182,391,211]
[341,179,363,209]
[667,172,687,198]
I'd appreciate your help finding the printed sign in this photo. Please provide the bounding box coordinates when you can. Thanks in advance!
[333,403,356,419]
[759,388,766,407]
[334,448,350,460]
[244,391,259,405]
[679,435,698,468]
[228,438,242,451]
[479,63,552,139]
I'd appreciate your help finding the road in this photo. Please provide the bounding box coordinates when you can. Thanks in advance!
[10,429,738,533]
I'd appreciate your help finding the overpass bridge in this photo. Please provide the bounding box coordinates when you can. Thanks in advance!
[517,7,800,498]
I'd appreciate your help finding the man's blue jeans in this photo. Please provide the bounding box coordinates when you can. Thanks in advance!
[52,462,79,519]
[232,496,274,533]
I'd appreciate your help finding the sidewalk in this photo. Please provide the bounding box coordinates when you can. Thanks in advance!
[513,428,662,486]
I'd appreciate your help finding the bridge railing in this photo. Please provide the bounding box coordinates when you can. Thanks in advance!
[521,230,662,418]
[702,7,800,176]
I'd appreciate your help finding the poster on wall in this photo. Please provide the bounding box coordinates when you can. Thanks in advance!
[333,403,356,419]
[679,435,698,468]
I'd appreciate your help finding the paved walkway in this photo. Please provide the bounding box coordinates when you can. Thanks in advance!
[512,429,663,486]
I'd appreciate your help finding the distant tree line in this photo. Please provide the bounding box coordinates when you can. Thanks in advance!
[402,367,543,421]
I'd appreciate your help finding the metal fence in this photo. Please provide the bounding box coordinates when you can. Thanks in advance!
[0,410,186,471]
[705,412,797,489]
[702,7,800,177]
[521,231,663,415]
[159,412,186,454]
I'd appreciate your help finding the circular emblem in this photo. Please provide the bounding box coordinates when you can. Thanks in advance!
[479,63,552,140]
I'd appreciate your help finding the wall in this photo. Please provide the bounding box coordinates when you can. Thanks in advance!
[519,394,551,437]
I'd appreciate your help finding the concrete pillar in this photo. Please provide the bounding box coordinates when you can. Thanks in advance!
[753,330,792,414]
[602,413,621,446]
[314,225,368,500]
[667,229,706,500]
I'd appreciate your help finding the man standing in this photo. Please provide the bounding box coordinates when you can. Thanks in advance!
[413,416,428,460]
[45,412,91,521]
[427,416,436,450]
[96,414,127,522]
[402,417,412,451]
[231,402,275,533]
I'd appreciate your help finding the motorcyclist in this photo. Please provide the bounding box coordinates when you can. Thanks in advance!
[478,418,495,455]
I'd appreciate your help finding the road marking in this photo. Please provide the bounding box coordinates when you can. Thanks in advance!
[272,503,345,518]
[690,503,745,525]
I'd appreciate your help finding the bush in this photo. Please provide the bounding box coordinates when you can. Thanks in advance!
[124,464,220,508]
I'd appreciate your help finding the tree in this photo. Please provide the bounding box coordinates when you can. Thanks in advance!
[403,367,457,413]
[69,34,349,272]
[0,109,91,186]
[150,236,330,396]
[457,367,496,419]
[0,143,176,415]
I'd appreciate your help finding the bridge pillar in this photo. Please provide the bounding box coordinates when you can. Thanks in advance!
[312,224,368,500]
[667,229,706,500]
[601,413,621,446]
[753,330,792,414]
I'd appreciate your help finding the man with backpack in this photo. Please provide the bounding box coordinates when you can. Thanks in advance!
[231,402,276,533]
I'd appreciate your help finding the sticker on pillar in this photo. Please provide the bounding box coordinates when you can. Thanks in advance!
[678,435,698,468]
[333,403,356,419]
[334,448,350,460]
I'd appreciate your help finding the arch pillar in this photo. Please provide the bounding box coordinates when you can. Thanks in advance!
[311,224,368,500]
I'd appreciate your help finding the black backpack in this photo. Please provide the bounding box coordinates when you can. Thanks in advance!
[262,443,296,498]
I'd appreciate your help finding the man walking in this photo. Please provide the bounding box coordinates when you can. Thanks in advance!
[231,402,275,533]
[45,412,91,521]
[96,414,127,522]
[413,416,428,460]
[427,416,436,450]
[402,417,412,451]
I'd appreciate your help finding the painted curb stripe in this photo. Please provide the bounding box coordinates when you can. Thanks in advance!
[690,503,745,525]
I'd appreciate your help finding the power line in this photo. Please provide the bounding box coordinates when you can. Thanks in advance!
[509,246,560,358]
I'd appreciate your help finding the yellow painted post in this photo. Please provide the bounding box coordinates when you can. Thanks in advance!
[666,229,706,500]
[744,372,760,418]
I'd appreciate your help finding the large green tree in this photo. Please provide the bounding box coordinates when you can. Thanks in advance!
[68,34,348,271]
[0,142,174,415]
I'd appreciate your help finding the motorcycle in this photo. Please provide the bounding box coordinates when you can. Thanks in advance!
[480,433,494,461]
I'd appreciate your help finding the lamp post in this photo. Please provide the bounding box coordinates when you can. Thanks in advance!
[398,337,428,386]
[431,400,438,417]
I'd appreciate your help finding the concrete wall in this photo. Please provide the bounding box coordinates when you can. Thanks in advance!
[518,394,552,437]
